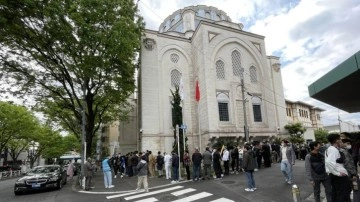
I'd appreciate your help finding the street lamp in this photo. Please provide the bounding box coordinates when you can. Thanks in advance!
[28,141,39,169]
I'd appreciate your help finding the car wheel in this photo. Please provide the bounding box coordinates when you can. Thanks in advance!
[57,180,63,190]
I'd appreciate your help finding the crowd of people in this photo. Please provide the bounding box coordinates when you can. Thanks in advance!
[305,132,360,202]
[71,132,360,200]
[91,141,288,193]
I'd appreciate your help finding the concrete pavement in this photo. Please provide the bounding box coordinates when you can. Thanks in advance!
[74,160,317,201]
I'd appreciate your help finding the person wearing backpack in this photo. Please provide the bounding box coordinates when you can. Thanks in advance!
[305,141,331,202]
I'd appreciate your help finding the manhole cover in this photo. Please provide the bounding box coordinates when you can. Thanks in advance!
[221,180,235,184]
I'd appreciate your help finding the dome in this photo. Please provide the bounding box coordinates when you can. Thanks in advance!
[159,5,232,33]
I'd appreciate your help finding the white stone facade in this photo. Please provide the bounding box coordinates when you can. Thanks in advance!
[285,100,325,140]
[139,6,288,153]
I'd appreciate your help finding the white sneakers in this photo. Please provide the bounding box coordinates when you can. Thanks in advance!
[114,175,117,179]
[108,185,114,188]
[245,188,255,192]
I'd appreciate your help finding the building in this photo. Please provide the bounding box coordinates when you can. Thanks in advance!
[285,100,325,141]
[139,5,288,153]
[99,96,139,157]
[325,121,360,133]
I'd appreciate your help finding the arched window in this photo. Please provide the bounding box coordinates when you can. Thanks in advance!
[170,53,179,63]
[252,96,262,122]
[249,66,257,83]
[217,92,229,121]
[171,69,181,87]
[231,50,243,77]
[216,60,225,80]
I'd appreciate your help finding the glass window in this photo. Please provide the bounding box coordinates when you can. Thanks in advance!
[171,69,181,87]
[249,66,257,83]
[253,105,262,122]
[231,50,243,77]
[252,96,262,122]
[218,103,229,121]
[217,92,229,122]
[216,60,225,79]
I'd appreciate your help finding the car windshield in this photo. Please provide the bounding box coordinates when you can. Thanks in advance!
[29,167,58,173]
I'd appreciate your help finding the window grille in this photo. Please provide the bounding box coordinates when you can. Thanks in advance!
[216,60,225,79]
[250,66,257,83]
[231,50,243,77]
[218,103,229,121]
[253,105,262,122]
[217,92,230,122]
[170,54,179,63]
[171,69,181,87]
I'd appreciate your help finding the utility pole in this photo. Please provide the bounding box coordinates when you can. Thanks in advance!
[241,78,249,142]
[80,85,86,189]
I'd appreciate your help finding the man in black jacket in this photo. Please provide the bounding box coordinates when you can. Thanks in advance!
[192,148,202,181]
[305,141,331,202]
[213,148,222,180]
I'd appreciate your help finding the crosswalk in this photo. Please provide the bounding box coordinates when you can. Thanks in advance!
[105,185,235,202]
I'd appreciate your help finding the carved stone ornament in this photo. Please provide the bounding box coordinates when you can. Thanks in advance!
[143,38,156,50]
[272,63,281,72]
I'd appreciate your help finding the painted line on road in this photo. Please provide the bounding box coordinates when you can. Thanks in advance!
[124,186,184,200]
[77,180,188,195]
[134,197,159,202]
[170,192,213,202]
[210,198,235,202]
[171,188,196,196]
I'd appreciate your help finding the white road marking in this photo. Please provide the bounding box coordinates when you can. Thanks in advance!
[170,192,213,202]
[134,197,159,202]
[210,198,235,202]
[171,188,196,196]
[124,186,184,200]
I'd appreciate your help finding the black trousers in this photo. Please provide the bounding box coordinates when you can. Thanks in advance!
[224,160,229,175]
[213,162,221,178]
[329,174,351,202]
[185,165,190,180]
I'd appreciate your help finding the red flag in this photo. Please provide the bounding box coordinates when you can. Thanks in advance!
[195,80,200,102]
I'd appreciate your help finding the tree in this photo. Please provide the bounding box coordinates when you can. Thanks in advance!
[284,123,306,144]
[0,0,145,157]
[0,101,39,156]
[7,139,28,165]
[170,86,188,159]
[314,128,329,144]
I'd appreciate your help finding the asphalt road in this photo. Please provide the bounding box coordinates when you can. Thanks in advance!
[0,160,316,202]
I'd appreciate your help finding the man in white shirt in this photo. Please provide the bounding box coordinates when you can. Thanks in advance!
[222,146,230,175]
[164,152,172,180]
[325,133,351,202]
[279,139,295,184]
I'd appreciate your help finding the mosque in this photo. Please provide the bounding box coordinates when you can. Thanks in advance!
[138,5,288,153]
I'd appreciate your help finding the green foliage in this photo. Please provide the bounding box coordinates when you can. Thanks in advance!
[170,86,188,159]
[213,137,237,150]
[0,0,145,157]
[0,101,40,154]
[284,123,307,135]
[289,135,305,144]
[285,123,306,144]
[314,128,329,143]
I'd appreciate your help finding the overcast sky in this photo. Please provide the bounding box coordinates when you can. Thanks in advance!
[138,0,360,126]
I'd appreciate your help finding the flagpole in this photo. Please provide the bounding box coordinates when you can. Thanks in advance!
[198,102,201,152]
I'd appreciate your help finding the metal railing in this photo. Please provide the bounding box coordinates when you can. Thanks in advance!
[0,170,22,180]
